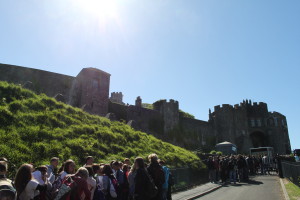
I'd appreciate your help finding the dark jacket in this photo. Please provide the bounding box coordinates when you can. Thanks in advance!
[134,168,150,200]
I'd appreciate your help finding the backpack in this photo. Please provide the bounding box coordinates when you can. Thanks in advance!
[93,177,106,200]
[48,174,64,199]
[54,176,77,200]
[145,170,158,199]
[154,166,165,185]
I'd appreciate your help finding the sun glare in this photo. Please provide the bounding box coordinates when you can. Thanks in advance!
[75,0,118,19]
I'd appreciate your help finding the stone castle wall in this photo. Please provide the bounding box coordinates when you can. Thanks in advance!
[0,63,74,102]
[0,64,291,154]
[0,63,110,116]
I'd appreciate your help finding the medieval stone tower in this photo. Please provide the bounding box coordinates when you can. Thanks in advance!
[153,99,179,133]
[69,68,110,116]
[209,100,291,154]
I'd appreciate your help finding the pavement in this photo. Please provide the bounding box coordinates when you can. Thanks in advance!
[172,182,222,200]
[173,175,284,200]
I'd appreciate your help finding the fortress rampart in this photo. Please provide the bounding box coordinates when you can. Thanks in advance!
[0,63,291,154]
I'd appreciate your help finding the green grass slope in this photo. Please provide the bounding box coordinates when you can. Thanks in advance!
[0,81,204,170]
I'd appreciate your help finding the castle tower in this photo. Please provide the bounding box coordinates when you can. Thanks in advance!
[110,92,124,105]
[70,68,110,116]
[153,99,179,133]
[210,100,291,154]
[135,96,142,107]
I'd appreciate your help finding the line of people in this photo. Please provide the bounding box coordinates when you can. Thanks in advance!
[206,154,278,184]
[0,154,174,200]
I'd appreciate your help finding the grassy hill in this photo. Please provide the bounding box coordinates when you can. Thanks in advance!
[0,81,204,171]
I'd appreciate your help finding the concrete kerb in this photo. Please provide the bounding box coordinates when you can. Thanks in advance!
[279,178,290,200]
[185,184,223,200]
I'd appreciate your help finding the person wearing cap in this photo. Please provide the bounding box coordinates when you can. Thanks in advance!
[47,157,59,184]
[0,161,16,200]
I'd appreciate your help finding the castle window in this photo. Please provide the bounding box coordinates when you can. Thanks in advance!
[257,119,261,127]
[92,79,98,89]
[281,119,285,126]
[274,118,278,126]
[251,119,255,127]
[268,118,274,126]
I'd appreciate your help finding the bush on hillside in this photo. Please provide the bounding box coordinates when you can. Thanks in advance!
[0,81,205,174]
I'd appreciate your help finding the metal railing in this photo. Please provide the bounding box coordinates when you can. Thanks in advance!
[170,168,208,191]
[281,161,300,187]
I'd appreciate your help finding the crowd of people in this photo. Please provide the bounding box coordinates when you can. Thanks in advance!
[205,154,279,184]
[0,154,173,200]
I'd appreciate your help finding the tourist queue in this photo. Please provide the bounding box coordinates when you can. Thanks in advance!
[0,154,173,200]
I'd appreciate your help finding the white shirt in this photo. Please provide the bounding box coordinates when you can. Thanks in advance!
[18,179,39,200]
[60,171,68,180]
[87,176,96,200]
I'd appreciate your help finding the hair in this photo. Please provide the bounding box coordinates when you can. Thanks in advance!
[102,164,113,176]
[63,159,75,174]
[92,164,100,174]
[0,157,8,162]
[159,160,165,165]
[0,161,8,172]
[135,157,145,169]
[14,164,33,196]
[50,157,59,163]
[58,163,65,174]
[124,158,130,162]
[85,156,93,163]
[36,165,48,172]
[122,164,129,172]
[76,167,89,180]
[85,165,94,177]
[148,153,158,163]
[112,161,120,167]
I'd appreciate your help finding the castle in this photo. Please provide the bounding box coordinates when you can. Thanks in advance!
[0,63,291,154]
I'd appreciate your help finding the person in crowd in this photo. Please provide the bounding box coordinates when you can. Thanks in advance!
[147,153,165,200]
[66,167,91,200]
[32,165,51,200]
[60,159,76,180]
[159,160,170,200]
[262,154,271,175]
[213,157,220,183]
[15,164,47,200]
[128,162,137,200]
[134,157,152,200]
[219,157,228,184]
[92,164,101,178]
[237,155,246,182]
[111,161,124,199]
[124,158,131,167]
[47,157,59,184]
[0,161,16,200]
[207,156,216,183]
[50,159,76,198]
[85,165,96,200]
[101,164,118,200]
[294,153,300,162]
[228,156,237,184]
[85,156,94,167]
[122,164,130,200]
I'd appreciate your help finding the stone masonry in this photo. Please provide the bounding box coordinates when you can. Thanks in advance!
[0,63,291,154]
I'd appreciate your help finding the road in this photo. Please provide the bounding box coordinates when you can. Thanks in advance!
[195,175,283,200]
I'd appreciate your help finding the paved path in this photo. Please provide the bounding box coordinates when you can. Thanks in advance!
[173,182,222,200]
[195,175,283,200]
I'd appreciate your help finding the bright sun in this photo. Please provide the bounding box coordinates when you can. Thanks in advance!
[74,0,118,19]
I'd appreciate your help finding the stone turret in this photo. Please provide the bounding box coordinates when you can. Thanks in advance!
[135,96,142,107]
[110,92,124,105]
[69,68,110,116]
[153,99,179,133]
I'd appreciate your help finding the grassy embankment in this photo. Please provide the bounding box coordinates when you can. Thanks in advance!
[284,179,300,200]
[0,81,205,173]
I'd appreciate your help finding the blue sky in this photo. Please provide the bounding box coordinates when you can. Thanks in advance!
[0,0,299,150]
